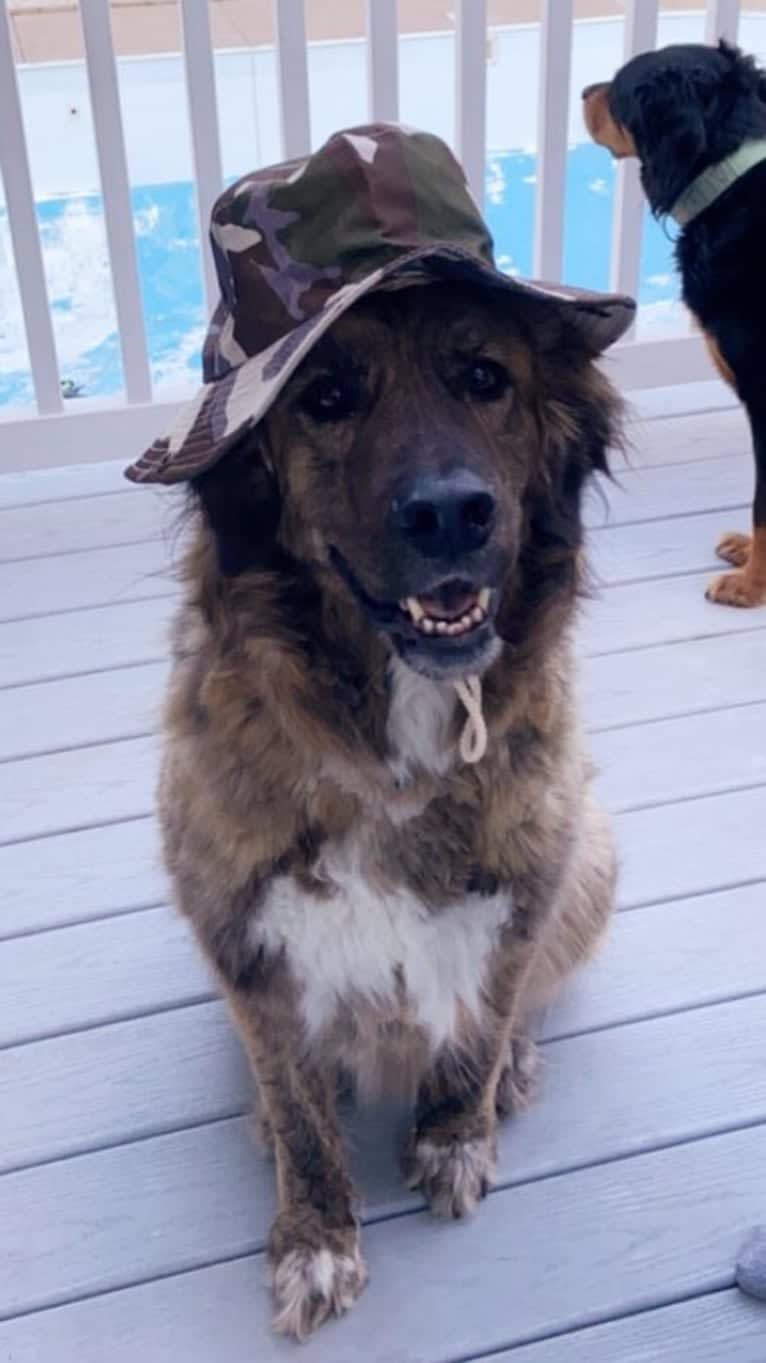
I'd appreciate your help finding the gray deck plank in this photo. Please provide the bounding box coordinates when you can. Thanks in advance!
[0,817,164,939]
[544,882,766,1040]
[618,786,766,908]
[0,662,167,762]
[586,453,750,527]
[592,703,766,812]
[0,490,176,562]
[584,629,766,731]
[0,459,127,509]
[5,1285,763,1363]
[0,1001,246,1172]
[624,406,747,467]
[1,1126,763,1356]
[4,981,766,1189]
[0,735,157,844]
[589,508,729,584]
[581,570,766,654]
[0,541,175,622]
[478,1291,765,1363]
[0,597,173,689]
[0,905,211,1048]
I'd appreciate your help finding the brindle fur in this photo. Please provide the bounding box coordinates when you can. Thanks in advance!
[160,284,621,1338]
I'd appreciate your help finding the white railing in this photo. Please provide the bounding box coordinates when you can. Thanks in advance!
[0,0,744,469]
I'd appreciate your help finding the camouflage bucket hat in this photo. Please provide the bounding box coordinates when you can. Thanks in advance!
[125,123,635,486]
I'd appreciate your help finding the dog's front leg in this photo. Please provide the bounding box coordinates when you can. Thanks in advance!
[405,924,539,1220]
[708,394,766,607]
[213,943,368,1339]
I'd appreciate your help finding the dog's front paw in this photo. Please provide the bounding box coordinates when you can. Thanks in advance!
[269,1217,368,1340]
[706,569,766,608]
[716,531,751,568]
[405,1129,497,1219]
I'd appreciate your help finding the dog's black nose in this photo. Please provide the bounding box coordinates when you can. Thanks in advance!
[391,472,496,559]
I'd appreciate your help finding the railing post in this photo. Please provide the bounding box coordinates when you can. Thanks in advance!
[79,0,152,404]
[0,0,62,415]
[455,0,487,207]
[534,0,573,282]
[609,0,659,321]
[705,0,741,44]
[273,0,312,159]
[366,0,399,123]
[179,0,224,320]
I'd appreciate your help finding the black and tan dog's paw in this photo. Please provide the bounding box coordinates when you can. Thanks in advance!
[269,1217,368,1340]
[706,569,766,608]
[716,531,751,568]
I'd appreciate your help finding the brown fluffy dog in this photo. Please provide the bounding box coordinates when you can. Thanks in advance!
[160,282,619,1337]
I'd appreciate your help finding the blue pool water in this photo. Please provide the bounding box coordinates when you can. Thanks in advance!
[0,144,680,410]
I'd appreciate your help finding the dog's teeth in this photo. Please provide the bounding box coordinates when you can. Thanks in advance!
[411,595,487,641]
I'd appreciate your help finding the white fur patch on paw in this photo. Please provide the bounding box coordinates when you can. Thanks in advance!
[271,1242,368,1340]
[407,1135,497,1219]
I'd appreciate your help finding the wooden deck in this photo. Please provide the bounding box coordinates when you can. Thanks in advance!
[1,401,766,1360]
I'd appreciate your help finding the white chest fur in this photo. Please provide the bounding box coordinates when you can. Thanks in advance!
[251,659,510,1053]
[385,657,456,784]
[252,845,510,1047]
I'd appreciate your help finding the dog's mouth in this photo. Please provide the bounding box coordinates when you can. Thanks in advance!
[398,584,491,638]
[329,548,500,677]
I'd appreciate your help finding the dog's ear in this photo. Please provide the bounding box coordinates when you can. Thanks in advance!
[628,68,709,214]
[192,431,282,576]
[717,39,766,115]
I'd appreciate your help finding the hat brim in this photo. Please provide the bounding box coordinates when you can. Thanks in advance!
[125,247,635,486]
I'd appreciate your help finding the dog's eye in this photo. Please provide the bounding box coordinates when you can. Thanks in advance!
[299,376,359,423]
[463,359,510,402]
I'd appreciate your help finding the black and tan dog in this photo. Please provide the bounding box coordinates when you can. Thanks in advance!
[127,125,634,1338]
[584,40,766,607]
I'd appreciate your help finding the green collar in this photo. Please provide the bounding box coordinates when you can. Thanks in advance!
[669,139,766,226]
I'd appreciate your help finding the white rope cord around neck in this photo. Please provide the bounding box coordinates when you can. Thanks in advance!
[453,674,488,765]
